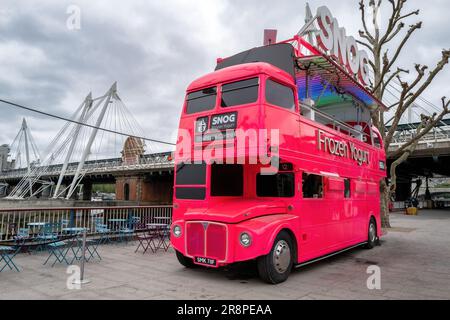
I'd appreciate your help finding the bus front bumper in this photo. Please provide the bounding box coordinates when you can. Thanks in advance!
[170,219,269,267]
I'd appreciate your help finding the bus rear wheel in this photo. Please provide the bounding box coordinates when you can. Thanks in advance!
[176,250,195,268]
[257,231,294,284]
[365,218,377,249]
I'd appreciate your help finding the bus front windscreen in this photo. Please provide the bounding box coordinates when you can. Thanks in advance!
[186,87,217,114]
[221,77,259,107]
[175,163,206,185]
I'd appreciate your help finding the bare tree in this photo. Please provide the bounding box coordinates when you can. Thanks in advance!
[357,0,450,227]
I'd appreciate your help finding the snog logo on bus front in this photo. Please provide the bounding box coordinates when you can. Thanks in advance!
[210,112,237,130]
[317,130,369,166]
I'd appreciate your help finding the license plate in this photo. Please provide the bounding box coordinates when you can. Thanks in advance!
[195,256,217,267]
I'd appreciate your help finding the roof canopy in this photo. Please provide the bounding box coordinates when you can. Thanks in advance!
[216,43,296,79]
[296,55,387,112]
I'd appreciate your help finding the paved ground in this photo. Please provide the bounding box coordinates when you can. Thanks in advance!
[1,209,449,300]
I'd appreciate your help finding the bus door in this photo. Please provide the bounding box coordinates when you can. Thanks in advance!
[298,172,330,260]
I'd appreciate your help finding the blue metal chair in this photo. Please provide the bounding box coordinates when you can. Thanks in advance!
[37,223,59,241]
[14,228,30,242]
[94,217,111,244]
[60,219,71,229]
[118,216,139,244]
[43,241,70,267]
[0,246,20,272]
[13,228,32,254]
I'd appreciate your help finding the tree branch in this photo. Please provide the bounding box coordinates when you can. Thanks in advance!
[380,0,403,45]
[383,22,405,44]
[396,9,420,24]
[359,0,375,43]
[385,22,422,75]
[356,40,374,52]
[381,67,409,97]
[402,50,450,111]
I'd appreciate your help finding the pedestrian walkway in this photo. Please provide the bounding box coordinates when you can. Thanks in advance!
[0,210,449,300]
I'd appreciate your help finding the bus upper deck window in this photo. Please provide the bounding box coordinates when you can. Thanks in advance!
[302,173,323,198]
[265,79,295,110]
[221,77,259,108]
[186,87,217,114]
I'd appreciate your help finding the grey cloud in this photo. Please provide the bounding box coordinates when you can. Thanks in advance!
[0,0,449,158]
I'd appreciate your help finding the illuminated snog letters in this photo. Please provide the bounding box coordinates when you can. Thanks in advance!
[317,130,369,165]
[316,6,370,85]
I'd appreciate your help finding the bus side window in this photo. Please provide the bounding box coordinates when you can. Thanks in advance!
[265,79,296,111]
[344,179,351,198]
[302,173,323,199]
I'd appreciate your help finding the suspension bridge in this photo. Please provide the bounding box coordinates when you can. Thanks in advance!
[0,83,174,203]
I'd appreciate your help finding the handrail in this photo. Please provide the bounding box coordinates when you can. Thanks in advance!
[301,103,370,139]
[0,205,173,241]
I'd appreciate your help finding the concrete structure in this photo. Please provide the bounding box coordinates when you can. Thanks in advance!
[0,144,11,172]
[1,209,449,299]
[0,151,174,203]
[388,122,450,201]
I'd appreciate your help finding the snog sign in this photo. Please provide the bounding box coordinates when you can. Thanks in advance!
[315,6,370,85]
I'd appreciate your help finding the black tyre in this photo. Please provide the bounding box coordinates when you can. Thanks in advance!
[257,231,294,284]
[176,250,195,268]
[365,218,377,249]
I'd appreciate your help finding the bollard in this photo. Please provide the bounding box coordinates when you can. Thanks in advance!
[73,229,90,285]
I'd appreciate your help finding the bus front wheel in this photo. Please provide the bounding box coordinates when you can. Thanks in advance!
[257,231,294,284]
[175,250,195,268]
[365,218,377,249]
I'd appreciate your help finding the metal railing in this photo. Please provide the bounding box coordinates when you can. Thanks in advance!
[0,152,174,180]
[390,126,450,145]
[0,205,172,241]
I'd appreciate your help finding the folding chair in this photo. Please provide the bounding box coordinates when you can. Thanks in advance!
[37,223,59,251]
[135,230,157,254]
[85,238,102,262]
[14,228,32,254]
[70,237,102,263]
[118,217,139,244]
[38,223,59,241]
[0,246,20,272]
[60,219,71,229]
[43,241,70,267]
[157,225,171,252]
[14,228,30,243]
[94,217,111,244]
[147,224,170,252]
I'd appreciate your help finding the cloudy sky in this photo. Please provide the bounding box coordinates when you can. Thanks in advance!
[0,0,449,159]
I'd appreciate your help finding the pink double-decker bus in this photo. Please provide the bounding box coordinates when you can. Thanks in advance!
[170,35,387,284]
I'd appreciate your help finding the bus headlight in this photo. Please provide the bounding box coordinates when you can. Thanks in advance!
[173,225,182,238]
[239,232,252,247]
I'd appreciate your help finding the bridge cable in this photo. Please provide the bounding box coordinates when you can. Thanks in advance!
[0,98,175,146]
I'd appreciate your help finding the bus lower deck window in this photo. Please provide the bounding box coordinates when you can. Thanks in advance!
[256,173,294,197]
[302,173,323,198]
[175,187,206,200]
[211,164,243,196]
[344,178,351,198]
